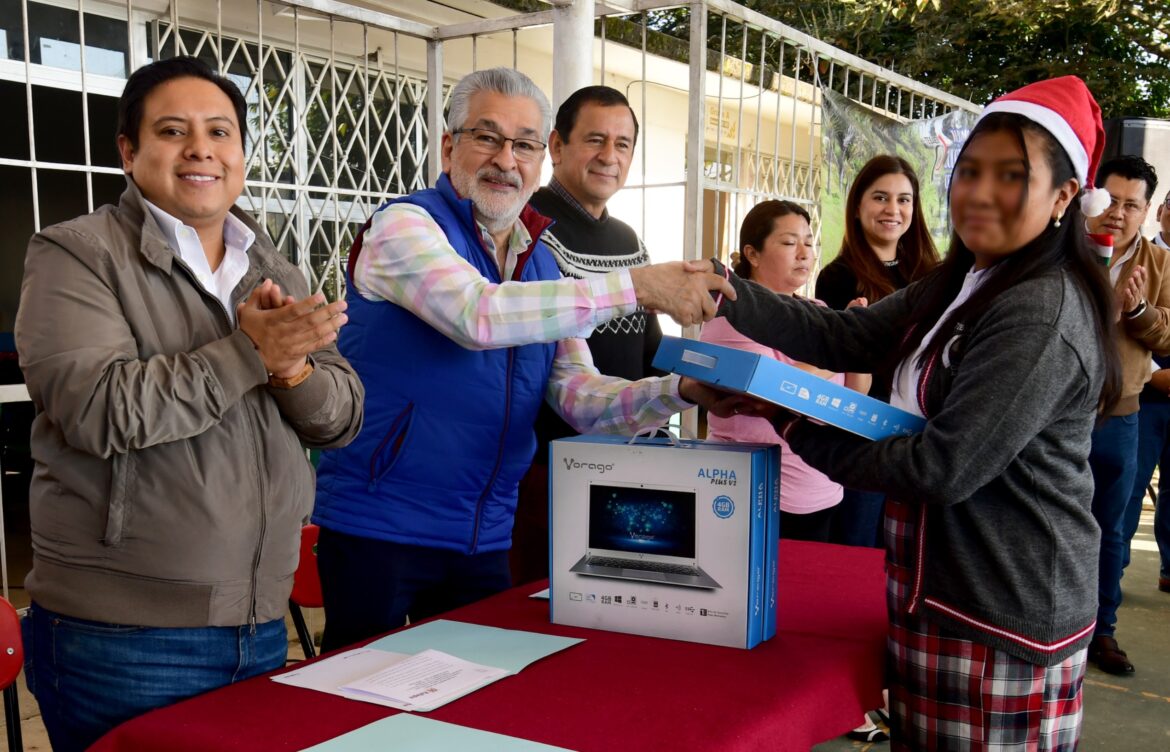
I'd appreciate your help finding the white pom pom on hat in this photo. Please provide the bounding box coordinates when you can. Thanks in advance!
[1080,186,1111,217]
[975,76,1109,217]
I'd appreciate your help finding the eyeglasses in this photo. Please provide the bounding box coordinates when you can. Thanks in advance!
[1106,195,1148,216]
[453,127,546,163]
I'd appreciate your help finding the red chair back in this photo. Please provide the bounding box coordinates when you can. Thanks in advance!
[290,524,323,609]
[0,599,21,691]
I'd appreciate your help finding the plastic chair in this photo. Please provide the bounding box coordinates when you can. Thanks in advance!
[289,524,323,659]
[0,598,22,752]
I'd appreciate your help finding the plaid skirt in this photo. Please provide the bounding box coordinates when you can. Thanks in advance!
[884,498,1087,751]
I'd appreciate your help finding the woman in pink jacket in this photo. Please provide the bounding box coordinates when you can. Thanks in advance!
[701,200,867,542]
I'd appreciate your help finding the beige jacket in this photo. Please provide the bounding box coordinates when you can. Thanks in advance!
[1113,235,1170,415]
[14,181,364,628]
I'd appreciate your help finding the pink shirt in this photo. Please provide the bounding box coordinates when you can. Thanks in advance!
[700,311,844,514]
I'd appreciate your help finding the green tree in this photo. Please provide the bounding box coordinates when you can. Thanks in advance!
[732,0,1169,118]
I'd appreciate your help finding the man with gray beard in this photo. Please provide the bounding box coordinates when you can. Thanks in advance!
[311,68,742,650]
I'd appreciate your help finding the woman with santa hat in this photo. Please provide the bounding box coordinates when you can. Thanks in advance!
[705,76,1118,749]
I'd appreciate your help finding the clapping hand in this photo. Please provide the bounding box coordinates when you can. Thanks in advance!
[237,279,349,378]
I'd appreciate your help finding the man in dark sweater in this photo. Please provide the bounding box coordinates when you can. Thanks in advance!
[511,86,663,584]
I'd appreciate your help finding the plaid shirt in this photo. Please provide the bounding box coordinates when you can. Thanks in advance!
[352,201,689,434]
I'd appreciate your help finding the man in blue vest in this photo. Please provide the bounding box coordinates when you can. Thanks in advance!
[313,68,741,650]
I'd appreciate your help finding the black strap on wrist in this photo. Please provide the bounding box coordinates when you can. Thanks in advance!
[1124,300,1148,319]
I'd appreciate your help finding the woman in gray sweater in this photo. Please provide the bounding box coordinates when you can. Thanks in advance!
[712,77,1119,750]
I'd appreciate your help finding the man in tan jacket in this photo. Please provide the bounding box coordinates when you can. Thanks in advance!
[1084,154,1167,675]
[1155,188,1170,250]
[14,57,363,751]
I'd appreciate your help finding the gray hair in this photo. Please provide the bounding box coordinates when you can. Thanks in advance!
[447,68,552,140]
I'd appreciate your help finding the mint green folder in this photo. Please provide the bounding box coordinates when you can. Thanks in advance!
[366,620,581,674]
[301,714,574,751]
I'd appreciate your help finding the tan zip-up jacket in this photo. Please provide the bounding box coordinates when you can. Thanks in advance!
[14,181,364,628]
[1113,235,1170,415]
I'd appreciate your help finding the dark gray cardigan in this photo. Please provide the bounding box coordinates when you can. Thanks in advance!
[717,261,1103,665]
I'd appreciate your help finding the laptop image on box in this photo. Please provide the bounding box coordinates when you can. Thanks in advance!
[569,481,721,589]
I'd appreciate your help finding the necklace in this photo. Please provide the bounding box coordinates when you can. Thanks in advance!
[882,258,900,267]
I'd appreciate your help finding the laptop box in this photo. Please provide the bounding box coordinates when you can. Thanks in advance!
[549,435,779,649]
[653,336,926,440]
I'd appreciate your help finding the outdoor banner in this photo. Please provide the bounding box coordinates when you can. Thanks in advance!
[819,89,979,266]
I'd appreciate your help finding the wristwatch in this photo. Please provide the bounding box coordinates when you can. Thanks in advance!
[268,361,314,389]
[1124,300,1148,319]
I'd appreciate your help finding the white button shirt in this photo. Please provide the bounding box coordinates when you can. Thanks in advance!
[144,200,255,325]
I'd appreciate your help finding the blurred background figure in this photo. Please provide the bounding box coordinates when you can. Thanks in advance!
[702,200,867,542]
[512,85,662,586]
[1083,154,1168,675]
[815,155,940,548]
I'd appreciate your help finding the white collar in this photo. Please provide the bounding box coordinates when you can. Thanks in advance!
[1108,234,1143,286]
[477,218,532,280]
[143,201,255,257]
[143,200,255,324]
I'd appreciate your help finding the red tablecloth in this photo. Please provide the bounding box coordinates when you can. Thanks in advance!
[90,541,886,752]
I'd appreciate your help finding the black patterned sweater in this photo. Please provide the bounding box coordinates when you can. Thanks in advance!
[528,181,665,461]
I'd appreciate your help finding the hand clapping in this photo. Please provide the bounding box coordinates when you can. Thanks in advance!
[237,279,349,378]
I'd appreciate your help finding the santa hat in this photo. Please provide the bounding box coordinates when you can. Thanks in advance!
[975,76,1110,217]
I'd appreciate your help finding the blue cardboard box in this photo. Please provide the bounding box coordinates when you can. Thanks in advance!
[654,336,926,441]
[550,434,779,649]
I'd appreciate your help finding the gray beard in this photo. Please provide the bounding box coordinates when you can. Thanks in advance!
[476,208,524,234]
[450,167,532,235]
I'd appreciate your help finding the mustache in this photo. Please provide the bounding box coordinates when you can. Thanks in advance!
[477,167,522,189]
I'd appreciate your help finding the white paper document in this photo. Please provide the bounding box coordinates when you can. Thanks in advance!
[339,649,508,711]
[272,620,582,713]
[273,648,416,710]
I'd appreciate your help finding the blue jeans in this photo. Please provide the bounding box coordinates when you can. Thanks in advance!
[1126,400,1170,578]
[1089,414,1140,637]
[22,603,287,752]
[317,527,512,652]
[1160,491,1170,580]
[831,488,885,548]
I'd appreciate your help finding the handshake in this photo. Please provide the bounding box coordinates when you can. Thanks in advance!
[628,259,734,327]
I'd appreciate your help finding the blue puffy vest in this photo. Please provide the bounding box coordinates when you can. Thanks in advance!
[313,174,559,553]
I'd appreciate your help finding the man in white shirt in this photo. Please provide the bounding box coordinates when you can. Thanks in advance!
[15,56,364,751]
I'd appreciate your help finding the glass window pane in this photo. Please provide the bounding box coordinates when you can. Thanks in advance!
[0,0,22,62]
[82,12,129,78]
[0,80,30,160]
[32,86,84,164]
[0,166,33,334]
[87,92,120,168]
[93,172,127,208]
[36,168,89,228]
[26,1,128,77]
